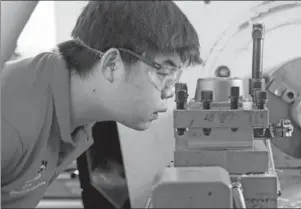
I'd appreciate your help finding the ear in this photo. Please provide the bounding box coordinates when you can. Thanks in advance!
[99,48,125,83]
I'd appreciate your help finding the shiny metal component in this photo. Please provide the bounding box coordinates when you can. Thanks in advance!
[230,86,240,110]
[265,58,301,159]
[215,65,231,78]
[195,78,244,102]
[291,98,301,127]
[231,182,247,209]
[201,90,213,109]
[273,119,294,138]
[175,83,188,110]
[252,24,265,80]
[145,198,152,208]
[175,83,189,135]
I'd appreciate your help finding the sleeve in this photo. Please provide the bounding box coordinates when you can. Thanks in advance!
[1,117,24,177]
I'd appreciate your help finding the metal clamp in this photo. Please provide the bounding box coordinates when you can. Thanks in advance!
[266,77,298,104]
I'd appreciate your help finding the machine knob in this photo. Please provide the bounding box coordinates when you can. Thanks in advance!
[231,86,240,97]
[255,91,267,109]
[175,83,188,110]
[230,86,240,109]
[252,23,265,39]
[201,90,213,110]
[201,90,213,102]
[175,83,188,92]
[255,90,267,100]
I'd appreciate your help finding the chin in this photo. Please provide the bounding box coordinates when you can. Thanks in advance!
[125,121,152,131]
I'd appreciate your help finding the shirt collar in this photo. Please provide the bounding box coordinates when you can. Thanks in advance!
[51,53,76,146]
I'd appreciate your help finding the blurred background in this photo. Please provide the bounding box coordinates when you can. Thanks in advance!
[5,1,301,208]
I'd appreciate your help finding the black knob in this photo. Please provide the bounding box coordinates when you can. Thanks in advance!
[201,90,213,102]
[231,86,240,97]
[201,90,213,110]
[230,86,240,110]
[175,83,188,92]
[255,91,267,109]
[255,91,267,100]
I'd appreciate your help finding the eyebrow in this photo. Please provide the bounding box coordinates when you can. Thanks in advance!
[162,59,178,68]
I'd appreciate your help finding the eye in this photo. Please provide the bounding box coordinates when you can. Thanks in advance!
[156,71,169,77]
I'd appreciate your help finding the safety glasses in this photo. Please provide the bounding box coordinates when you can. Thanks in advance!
[118,48,183,91]
[76,38,182,91]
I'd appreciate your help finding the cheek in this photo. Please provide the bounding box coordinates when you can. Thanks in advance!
[129,74,162,112]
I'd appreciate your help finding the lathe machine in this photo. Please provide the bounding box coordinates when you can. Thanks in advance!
[150,23,299,208]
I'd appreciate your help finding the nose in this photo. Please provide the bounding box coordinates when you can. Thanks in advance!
[161,87,175,100]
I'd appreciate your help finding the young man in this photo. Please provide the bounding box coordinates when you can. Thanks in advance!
[1,1,202,208]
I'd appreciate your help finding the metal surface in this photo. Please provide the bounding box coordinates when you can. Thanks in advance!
[150,22,299,208]
[265,58,301,159]
[200,0,301,162]
[174,109,269,128]
[195,78,244,102]
[152,167,232,208]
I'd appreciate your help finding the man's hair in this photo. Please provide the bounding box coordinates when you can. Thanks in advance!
[58,1,202,76]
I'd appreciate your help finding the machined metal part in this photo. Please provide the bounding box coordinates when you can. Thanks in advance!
[174,109,269,129]
[252,24,265,80]
[265,57,301,159]
[174,140,269,174]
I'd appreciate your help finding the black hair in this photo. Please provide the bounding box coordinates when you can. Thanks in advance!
[58,1,202,76]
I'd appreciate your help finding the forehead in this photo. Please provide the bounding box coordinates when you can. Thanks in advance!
[153,52,182,67]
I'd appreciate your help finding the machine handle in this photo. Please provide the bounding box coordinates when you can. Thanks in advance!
[145,197,152,208]
[232,182,247,209]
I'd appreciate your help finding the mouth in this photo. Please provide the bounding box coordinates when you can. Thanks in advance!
[150,112,159,120]
[150,108,168,121]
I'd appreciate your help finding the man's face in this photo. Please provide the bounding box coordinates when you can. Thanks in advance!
[113,52,182,131]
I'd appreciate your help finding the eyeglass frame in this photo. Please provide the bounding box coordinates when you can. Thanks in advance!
[117,48,183,89]
[75,38,183,90]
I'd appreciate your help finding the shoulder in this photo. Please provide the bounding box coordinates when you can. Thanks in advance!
[1,52,61,88]
[1,52,61,142]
